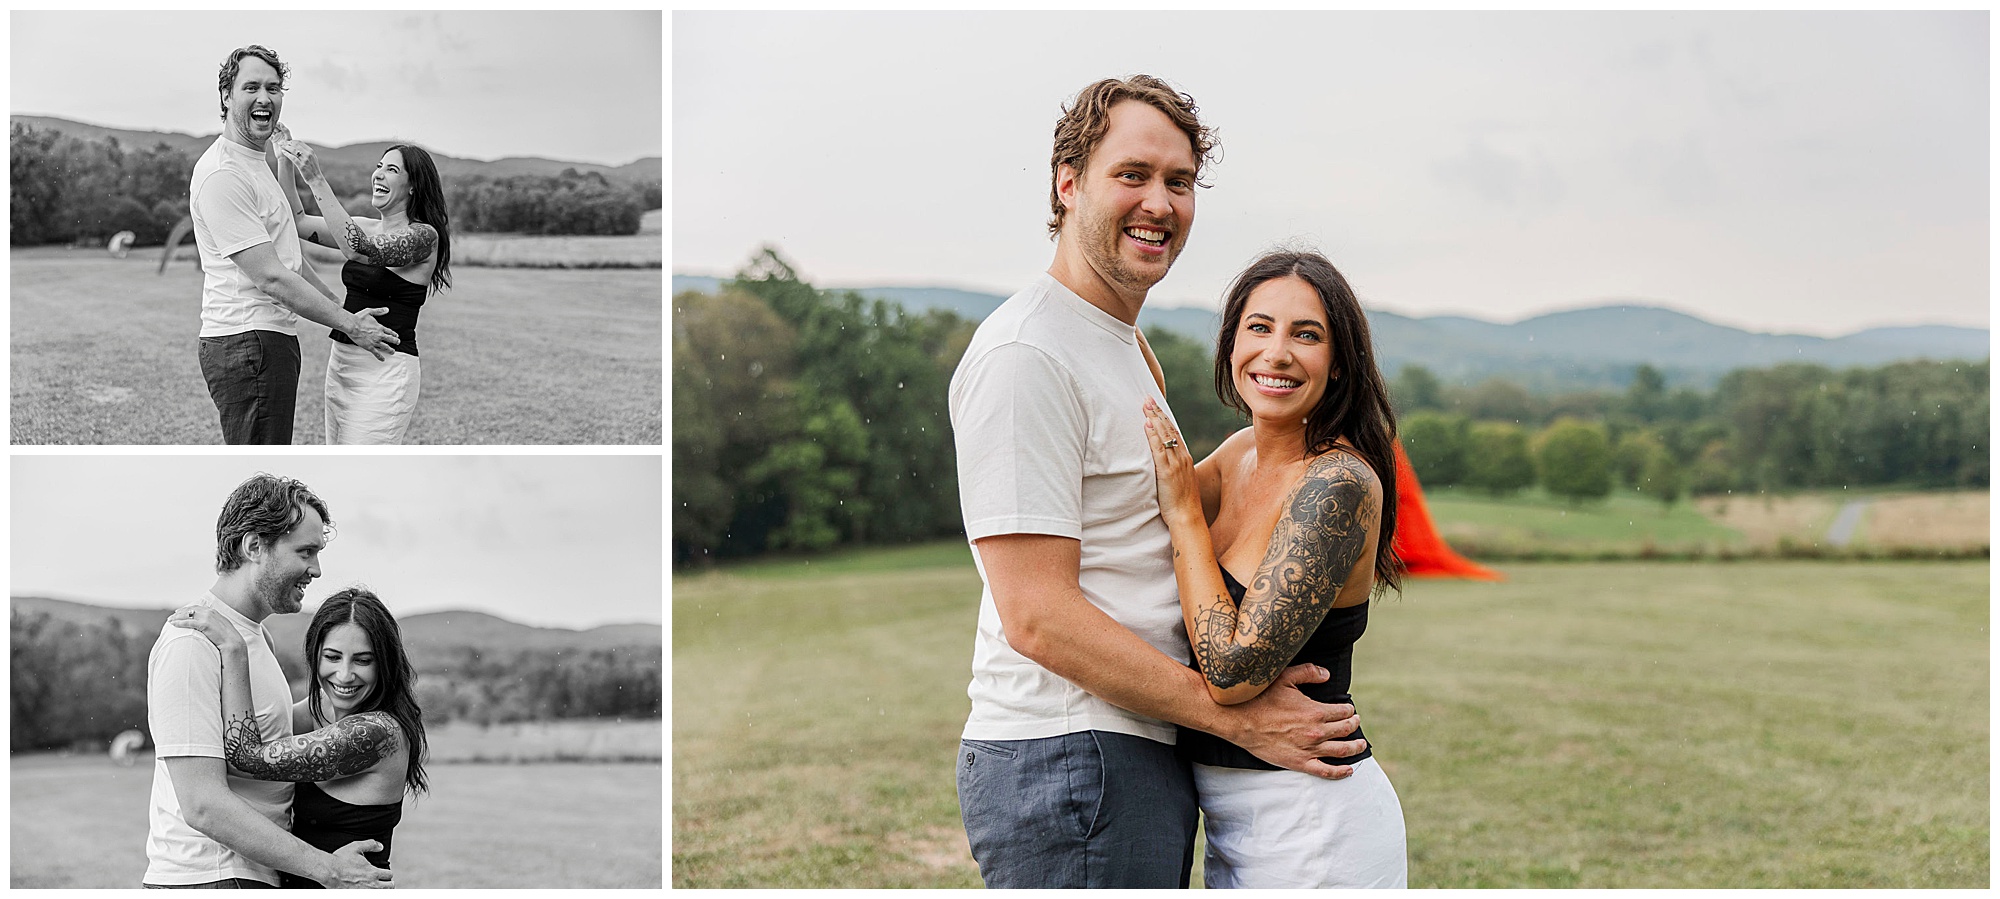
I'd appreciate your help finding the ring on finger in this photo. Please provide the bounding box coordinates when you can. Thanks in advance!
[1162,438,1180,449]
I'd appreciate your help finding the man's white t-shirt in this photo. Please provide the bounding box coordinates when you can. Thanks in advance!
[143,592,297,886]
[949,272,1187,745]
[189,135,303,338]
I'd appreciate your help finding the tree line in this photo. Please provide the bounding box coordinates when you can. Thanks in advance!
[9,123,659,247]
[9,610,661,753]
[672,251,1989,563]
[1393,357,1987,505]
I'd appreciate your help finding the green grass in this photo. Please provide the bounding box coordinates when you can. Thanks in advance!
[11,753,661,888]
[672,543,1988,888]
[1422,486,1747,556]
[10,247,660,444]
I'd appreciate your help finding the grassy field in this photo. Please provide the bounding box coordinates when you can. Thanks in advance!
[10,246,660,444]
[446,208,662,269]
[672,545,1988,888]
[12,753,661,888]
[1426,486,1988,558]
[1424,486,1744,557]
[426,718,662,763]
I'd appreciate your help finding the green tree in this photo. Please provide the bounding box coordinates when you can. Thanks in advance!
[1686,439,1737,495]
[1400,411,1469,487]
[1465,377,1537,424]
[1612,430,1666,491]
[1624,364,1667,423]
[1537,419,1614,504]
[669,287,801,561]
[1463,422,1536,496]
[1638,447,1685,509]
[744,385,871,552]
[732,248,966,546]
[1392,364,1444,413]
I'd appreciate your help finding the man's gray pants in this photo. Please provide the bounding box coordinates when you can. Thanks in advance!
[956,730,1197,888]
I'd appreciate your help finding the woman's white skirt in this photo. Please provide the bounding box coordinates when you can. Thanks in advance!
[1194,757,1408,889]
[324,341,420,445]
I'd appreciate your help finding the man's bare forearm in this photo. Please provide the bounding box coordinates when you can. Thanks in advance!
[193,798,331,883]
[1010,585,1240,740]
[174,771,332,884]
[296,256,339,304]
[258,268,360,334]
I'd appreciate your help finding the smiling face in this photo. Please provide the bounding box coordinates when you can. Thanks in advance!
[247,505,323,618]
[370,149,410,213]
[223,56,284,150]
[1058,100,1198,304]
[316,623,378,718]
[1230,275,1335,425]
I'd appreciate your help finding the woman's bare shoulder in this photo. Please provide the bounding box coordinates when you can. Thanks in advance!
[1300,445,1384,508]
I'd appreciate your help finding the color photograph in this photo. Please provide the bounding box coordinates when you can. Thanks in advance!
[673,11,1987,888]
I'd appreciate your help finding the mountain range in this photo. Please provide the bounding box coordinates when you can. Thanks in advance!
[673,274,1989,391]
[11,596,661,659]
[12,114,662,188]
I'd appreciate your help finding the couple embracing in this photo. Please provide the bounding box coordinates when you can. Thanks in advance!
[950,76,1407,888]
[192,44,452,445]
[143,474,427,888]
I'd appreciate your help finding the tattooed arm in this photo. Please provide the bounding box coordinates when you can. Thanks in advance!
[1144,406,1381,704]
[223,708,402,783]
[171,604,402,782]
[215,641,399,782]
[274,140,434,265]
[344,220,437,268]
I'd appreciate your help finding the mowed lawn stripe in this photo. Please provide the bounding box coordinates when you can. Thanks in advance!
[10,248,660,444]
[672,551,1988,888]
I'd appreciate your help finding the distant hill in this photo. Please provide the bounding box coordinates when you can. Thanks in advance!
[10,114,661,189]
[10,596,660,659]
[674,274,1988,390]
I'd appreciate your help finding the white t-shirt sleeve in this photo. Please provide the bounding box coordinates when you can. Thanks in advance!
[953,341,1089,541]
[147,633,225,759]
[192,168,273,259]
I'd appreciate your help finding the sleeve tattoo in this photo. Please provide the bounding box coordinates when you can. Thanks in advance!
[223,710,401,782]
[344,221,437,267]
[1191,452,1378,690]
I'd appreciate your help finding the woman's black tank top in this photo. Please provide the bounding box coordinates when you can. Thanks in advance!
[1177,566,1374,769]
[330,261,428,357]
[276,781,403,888]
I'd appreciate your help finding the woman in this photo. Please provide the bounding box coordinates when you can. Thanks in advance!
[271,126,453,444]
[171,587,430,888]
[1139,250,1407,888]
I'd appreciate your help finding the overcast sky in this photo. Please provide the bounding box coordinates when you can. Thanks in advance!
[11,456,661,630]
[11,10,661,167]
[674,11,1988,338]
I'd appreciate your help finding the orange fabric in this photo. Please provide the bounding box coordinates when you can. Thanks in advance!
[1390,440,1504,581]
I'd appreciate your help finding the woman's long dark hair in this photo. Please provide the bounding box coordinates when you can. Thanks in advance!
[306,586,429,795]
[1212,250,1403,592]
[387,144,452,295]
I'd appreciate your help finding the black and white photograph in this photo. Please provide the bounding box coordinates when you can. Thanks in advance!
[11,11,663,445]
[11,455,664,888]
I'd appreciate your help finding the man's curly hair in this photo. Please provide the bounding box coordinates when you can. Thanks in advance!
[217,45,288,121]
[1047,75,1219,238]
[214,473,331,573]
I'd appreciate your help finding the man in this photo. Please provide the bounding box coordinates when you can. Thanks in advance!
[948,76,1369,888]
[190,45,398,444]
[142,474,389,888]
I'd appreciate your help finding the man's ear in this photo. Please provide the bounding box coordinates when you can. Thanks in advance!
[240,533,266,564]
[1056,162,1080,212]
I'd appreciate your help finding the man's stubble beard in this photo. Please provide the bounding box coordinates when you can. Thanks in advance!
[252,564,303,616]
[1074,194,1184,297]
